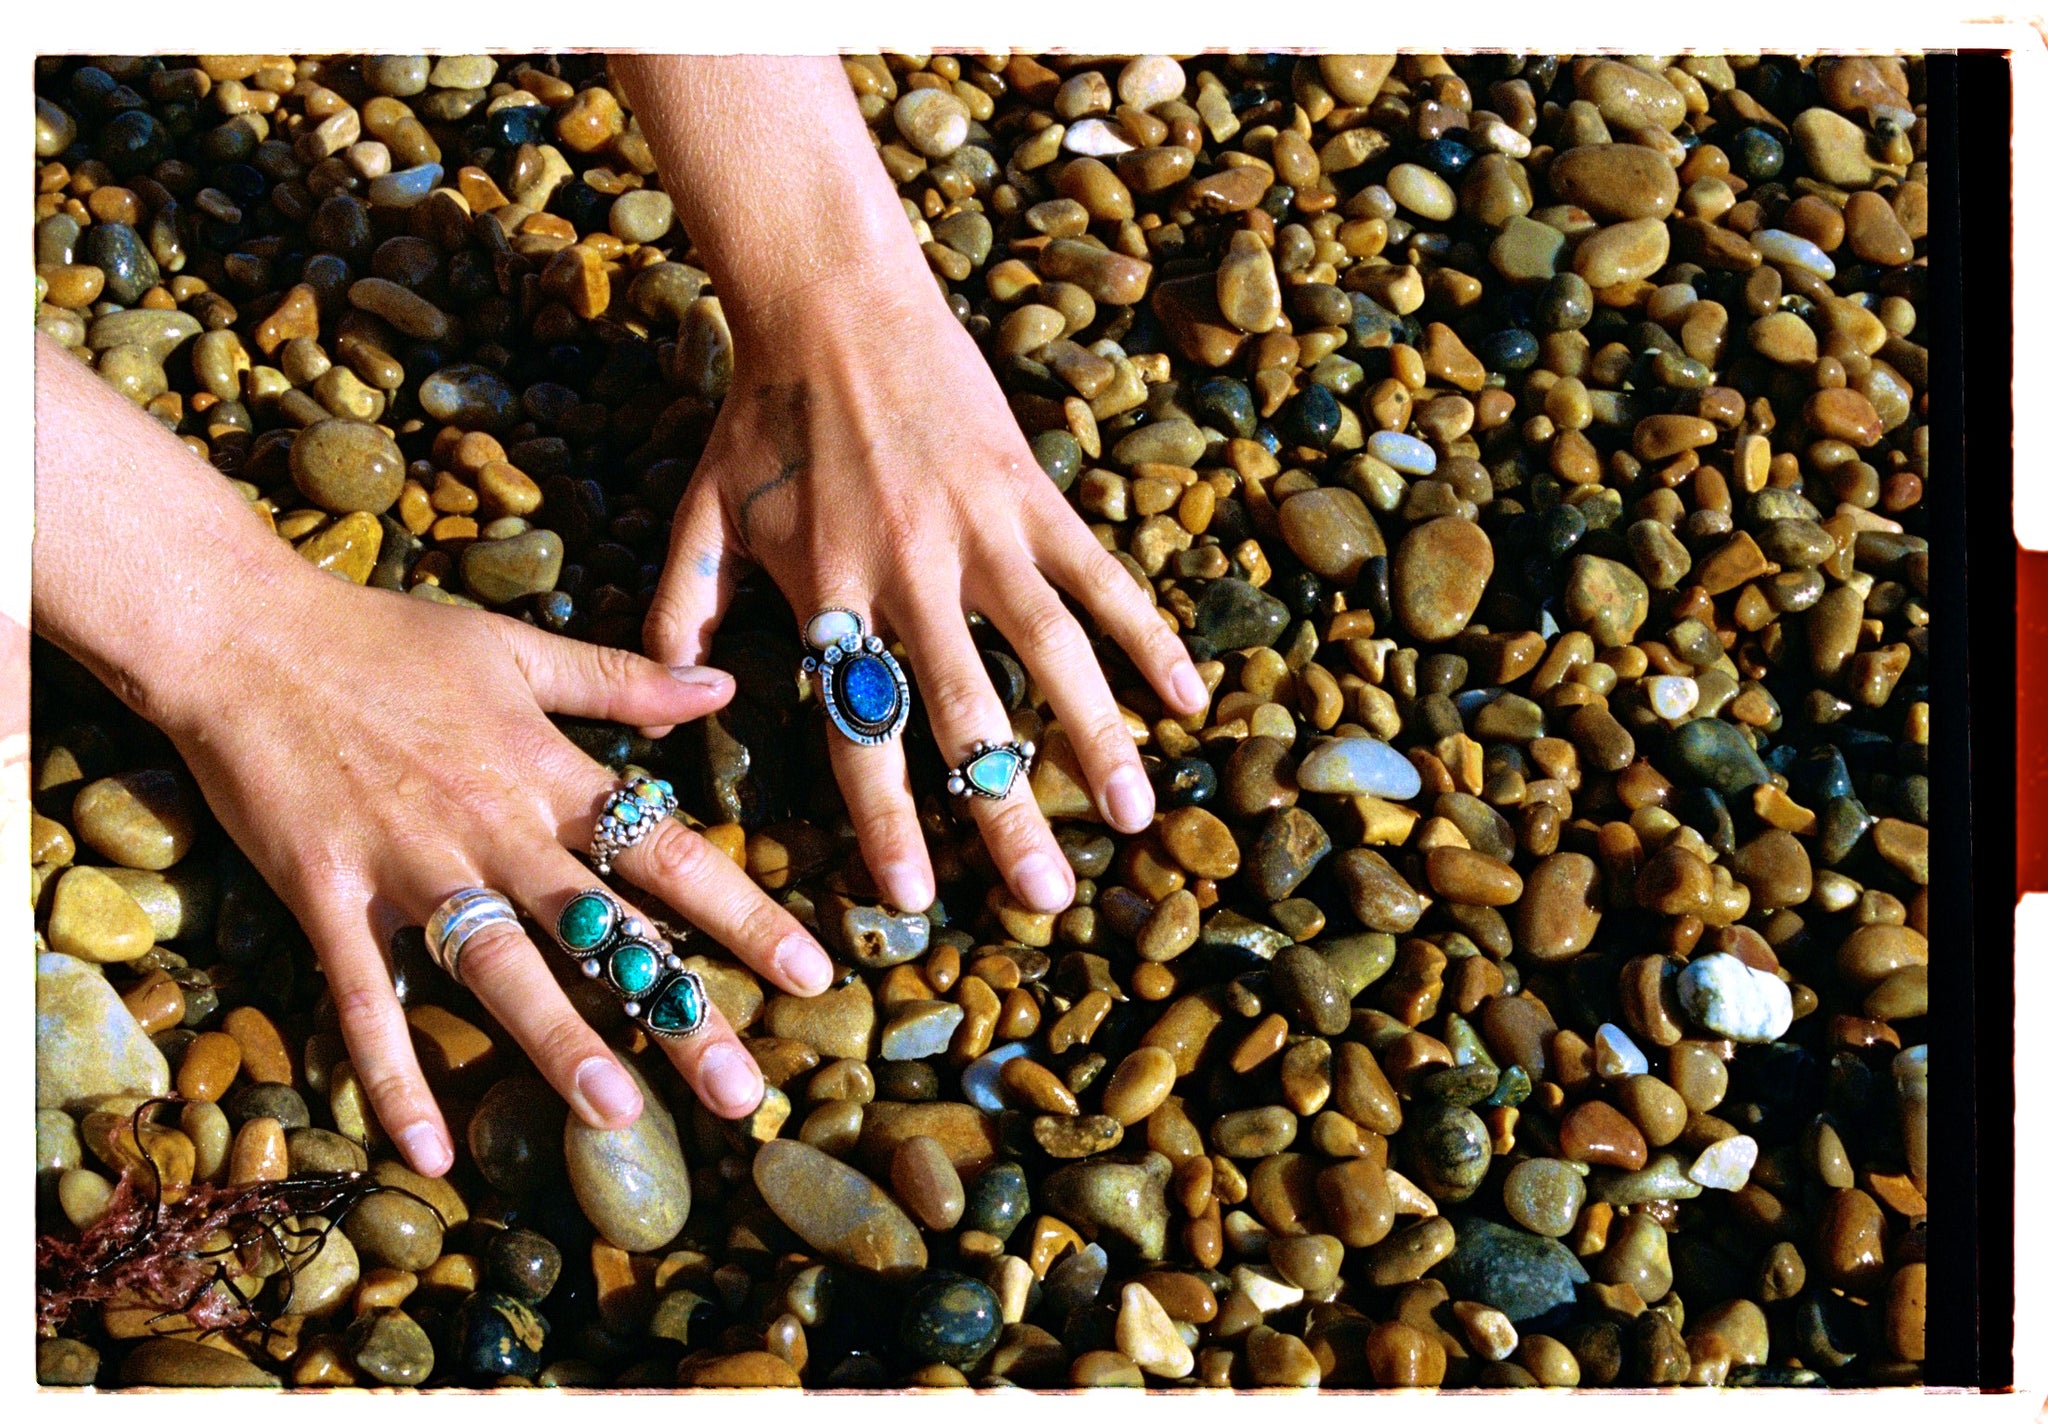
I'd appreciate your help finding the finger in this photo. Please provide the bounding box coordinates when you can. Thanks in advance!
[646,472,741,669]
[448,858,652,1132]
[983,564,1156,834]
[893,583,1074,914]
[826,696,934,915]
[301,891,453,1176]
[492,617,735,727]
[553,773,834,996]
[654,999,763,1119]
[1032,507,1210,718]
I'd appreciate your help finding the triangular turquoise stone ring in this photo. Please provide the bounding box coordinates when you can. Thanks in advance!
[947,738,1037,801]
[552,888,707,1039]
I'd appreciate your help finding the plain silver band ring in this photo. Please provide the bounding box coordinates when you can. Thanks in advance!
[425,888,520,986]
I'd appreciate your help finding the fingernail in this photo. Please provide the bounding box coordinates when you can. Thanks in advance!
[395,1123,452,1176]
[1104,765,1154,832]
[882,864,933,913]
[1171,662,1209,713]
[777,934,833,994]
[699,1042,762,1117]
[669,665,733,689]
[575,1057,643,1124]
[1014,853,1071,914]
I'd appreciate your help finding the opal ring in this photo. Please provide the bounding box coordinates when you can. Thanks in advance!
[590,770,678,875]
[553,888,709,1039]
[802,608,911,747]
[425,888,520,987]
[947,738,1037,801]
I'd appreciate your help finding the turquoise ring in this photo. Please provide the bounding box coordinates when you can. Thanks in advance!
[590,772,678,875]
[947,738,1036,801]
[802,609,911,747]
[553,889,708,1039]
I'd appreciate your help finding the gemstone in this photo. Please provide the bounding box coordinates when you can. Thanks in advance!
[646,972,706,1036]
[964,746,1024,797]
[558,892,616,953]
[613,800,641,825]
[607,940,663,997]
[633,781,663,802]
[838,654,901,729]
[806,609,861,650]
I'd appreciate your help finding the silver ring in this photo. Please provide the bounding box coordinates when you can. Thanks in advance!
[947,738,1036,800]
[591,770,678,875]
[802,608,911,747]
[425,888,520,986]
[552,888,707,1038]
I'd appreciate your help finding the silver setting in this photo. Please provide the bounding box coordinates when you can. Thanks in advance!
[801,608,911,747]
[590,771,679,875]
[946,738,1037,801]
[424,888,520,987]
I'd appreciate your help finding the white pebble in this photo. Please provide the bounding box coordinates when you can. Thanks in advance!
[1675,952,1794,1043]
[1296,736,1421,800]
[1752,228,1838,280]
[1117,55,1186,112]
[1231,1263,1305,1313]
[1063,117,1136,156]
[1645,674,1699,720]
[1687,1134,1759,1190]
[1471,113,1533,158]
[1593,1023,1649,1079]
[960,1042,1032,1113]
[1366,429,1437,476]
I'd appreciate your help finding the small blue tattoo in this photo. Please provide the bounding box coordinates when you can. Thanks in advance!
[696,552,719,577]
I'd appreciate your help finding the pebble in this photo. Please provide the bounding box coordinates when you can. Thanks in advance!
[291,419,406,516]
[900,1274,1002,1366]
[1676,953,1794,1043]
[348,1307,434,1384]
[891,1135,966,1230]
[1439,1216,1590,1324]
[36,951,169,1109]
[1502,1158,1586,1237]
[1296,735,1418,799]
[1688,1133,1759,1190]
[1366,430,1437,476]
[564,1058,691,1252]
[461,529,564,603]
[47,865,155,963]
[1549,143,1680,221]
[1392,517,1493,641]
[880,1001,965,1060]
[753,1139,928,1277]
[71,770,196,870]
[1116,1281,1193,1378]
[1278,487,1383,581]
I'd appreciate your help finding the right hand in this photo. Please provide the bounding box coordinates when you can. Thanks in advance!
[156,569,835,1175]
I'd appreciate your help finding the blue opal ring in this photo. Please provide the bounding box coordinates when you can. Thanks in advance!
[947,738,1036,801]
[802,609,910,747]
[590,772,678,875]
[553,888,708,1039]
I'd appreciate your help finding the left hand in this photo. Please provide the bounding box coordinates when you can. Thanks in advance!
[643,280,1211,916]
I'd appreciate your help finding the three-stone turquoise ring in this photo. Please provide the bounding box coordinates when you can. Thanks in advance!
[590,772,678,875]
[553,889,709,1039]
[801,608,910,747]
[947,738,1037,801]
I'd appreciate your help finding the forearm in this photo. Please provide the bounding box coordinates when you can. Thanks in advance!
[608,55,935,343]
[32,332,311,729]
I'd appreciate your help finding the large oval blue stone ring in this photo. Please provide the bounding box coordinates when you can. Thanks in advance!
[552,888,708,1039]
[802,609,911,747]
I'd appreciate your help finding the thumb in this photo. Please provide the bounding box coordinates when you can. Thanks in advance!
[495,618,735,728]
[646,473,741,669]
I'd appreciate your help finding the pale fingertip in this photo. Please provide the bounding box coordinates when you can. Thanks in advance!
[699,1042,763,1117]
[669,664,734,690]
[776,934,834,995]
[396,1123,453,1177]
[881,863,935,914]
[574,1056,644,1127]
[1170,661,1210,716]
[1013,851,1073,914]
[1103,764,1155,833]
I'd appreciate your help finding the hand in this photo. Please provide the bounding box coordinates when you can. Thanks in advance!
[645,281,1212,917]
[154,573,835,1175]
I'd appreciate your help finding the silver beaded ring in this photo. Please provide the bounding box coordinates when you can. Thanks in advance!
[590,772,679,875]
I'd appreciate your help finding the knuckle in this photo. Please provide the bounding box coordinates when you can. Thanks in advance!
[356,1063,428,1118]
[979,793,1047,850]
[1073,712,1138,770]
[330,983,395,1035]
[921,663,993,737]
[453,920,531,984]
[636,819,716,884]
[527,1014,601,1073]
[1015,594,1082,658]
